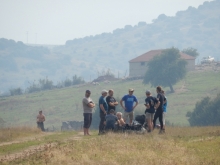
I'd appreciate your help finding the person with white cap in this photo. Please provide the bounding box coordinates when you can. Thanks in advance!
[144,90,159,132]
[120,88,138,125]
[98,89,108,134]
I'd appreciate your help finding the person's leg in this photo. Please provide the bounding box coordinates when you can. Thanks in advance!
[129,112,134,125]
[153,111,159,129]
[150,113,155,131]
[87,114,92,135]
[99,112,105,133]
[83,113,88,135]
[158,112,164,131]
[145,113,151,132]
[163,112,166,129]
[123,112,128,124]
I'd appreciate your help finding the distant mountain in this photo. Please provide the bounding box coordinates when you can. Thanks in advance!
[0,0,220,93]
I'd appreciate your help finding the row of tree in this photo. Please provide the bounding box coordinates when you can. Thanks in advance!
[9,75,85,96]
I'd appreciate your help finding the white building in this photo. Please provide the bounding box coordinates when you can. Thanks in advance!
[129,49,195,77]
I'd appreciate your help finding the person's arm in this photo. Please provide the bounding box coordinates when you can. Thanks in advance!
[42,115,45,122]
[132,101,138,110]
[120,99,126,110]
[145,103,150,109]
[88,102,95,108]
[108,102,115,107]
[120,118,126,126]
[100,104,107,114]
[154,100,160,110]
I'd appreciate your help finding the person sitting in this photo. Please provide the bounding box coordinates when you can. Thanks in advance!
[105,109,119,131]
[116,112,126,127]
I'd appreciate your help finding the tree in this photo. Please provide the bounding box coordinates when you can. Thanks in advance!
[182,47,199,57]
[143,47,187,93]
[186,93,220,126]
[9,87,23,96]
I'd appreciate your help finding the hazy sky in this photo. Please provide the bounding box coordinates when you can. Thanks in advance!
[0,0,211,45]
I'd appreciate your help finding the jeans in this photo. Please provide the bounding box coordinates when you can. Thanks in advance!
[99,112,106,133]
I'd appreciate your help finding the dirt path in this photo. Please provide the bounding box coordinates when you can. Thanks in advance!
[0,131,84,163]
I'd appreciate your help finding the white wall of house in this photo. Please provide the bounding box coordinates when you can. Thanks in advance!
[129,62,148,77]
[129,60,195,77]
[186,59,195,71]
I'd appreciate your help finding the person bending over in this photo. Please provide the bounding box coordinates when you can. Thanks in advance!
[105,109,120,131]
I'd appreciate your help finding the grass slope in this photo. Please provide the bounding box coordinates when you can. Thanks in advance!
[1,126,220,165]
[0,70,220,129]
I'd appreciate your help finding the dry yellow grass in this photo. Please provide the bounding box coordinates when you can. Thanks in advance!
[0,127,41,142]
[2,126,219,165]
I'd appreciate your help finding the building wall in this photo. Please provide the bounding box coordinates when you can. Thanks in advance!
[129,62,148,77]
[186,59,195,71]
[129,59,195,77]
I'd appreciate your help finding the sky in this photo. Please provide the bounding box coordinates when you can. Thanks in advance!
[0,0,211,45]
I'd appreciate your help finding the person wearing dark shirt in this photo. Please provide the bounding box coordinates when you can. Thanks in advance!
[105,109,119,131]
[98,89,108,135]
[153,86,165,133]
[145,90,158,132]
[106,89,118,114]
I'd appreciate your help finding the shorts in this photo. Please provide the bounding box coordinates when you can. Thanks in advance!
[163,112,166,125]
[123,111,134,122]
[145,112,154,120]
[83,113,92,128]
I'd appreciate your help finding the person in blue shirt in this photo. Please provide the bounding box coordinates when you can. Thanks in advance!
[98,89,108,135]
[120,88,138,125]
[162,90,167,129]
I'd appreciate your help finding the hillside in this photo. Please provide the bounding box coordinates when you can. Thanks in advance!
[0,69,220,130]
[1,0,220,93]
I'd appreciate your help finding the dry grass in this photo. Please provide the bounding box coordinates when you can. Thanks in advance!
[2,126,220,165]
[0,127,41,143]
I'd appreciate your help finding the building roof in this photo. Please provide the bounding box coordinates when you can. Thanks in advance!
[129,49,195,63]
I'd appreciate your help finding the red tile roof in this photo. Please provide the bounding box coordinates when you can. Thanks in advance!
[129,49,195,63]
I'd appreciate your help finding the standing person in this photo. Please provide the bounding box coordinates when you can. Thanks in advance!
[37,110,45,131]
[99,89,108,135]
[144,90,158,132]
[153,86,165,133]
[120,88,138,125]
[106,89,118,114]
[161,90,167,129]
[82,90,95,136]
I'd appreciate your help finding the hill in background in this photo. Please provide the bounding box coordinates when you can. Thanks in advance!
[0,0,220,93]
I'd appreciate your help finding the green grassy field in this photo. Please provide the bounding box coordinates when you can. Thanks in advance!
[0,70,220,129]
[1,126,220,165]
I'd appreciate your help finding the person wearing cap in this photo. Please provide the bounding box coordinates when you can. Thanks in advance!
[120,88,138,125]
[98,89,108,134]
[145,90,159,132]
[37,110,45,131]
[105,109,120,131]
[153,86,165,133]
[106,89,118,114]
[82,90,95,136]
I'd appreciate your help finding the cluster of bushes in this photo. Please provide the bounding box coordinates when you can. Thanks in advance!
[186,93,220,126]
[9,75,85,96]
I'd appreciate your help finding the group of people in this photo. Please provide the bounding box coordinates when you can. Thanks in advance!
[82,86,167,136]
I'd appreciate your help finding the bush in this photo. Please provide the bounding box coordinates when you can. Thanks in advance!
[9,87,22,96]
[187,93,220,126]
